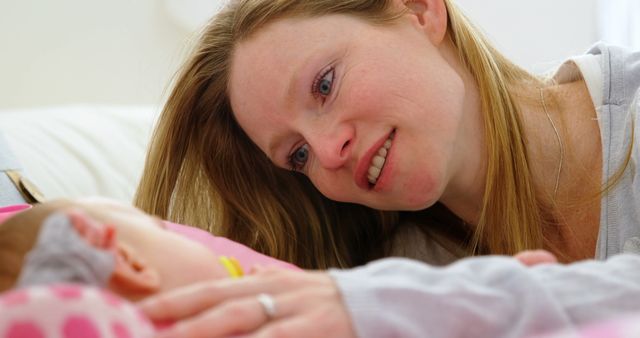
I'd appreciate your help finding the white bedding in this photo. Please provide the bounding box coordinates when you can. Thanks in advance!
[0,105,157,203]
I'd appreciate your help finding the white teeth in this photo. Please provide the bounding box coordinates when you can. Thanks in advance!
[372,155,385,168]
[367,132,394,185]
[368,166,381,177]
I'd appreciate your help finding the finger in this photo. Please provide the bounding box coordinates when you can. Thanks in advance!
[103,223,117,250]
[67,210,104,247]
[250,304,355,338]
[250,316,312,338]
[68,211,88,237]
[514,250,558,266]
[248,265,267,275]
[156,286,329,338]
[140,269,313,321]
[201,283,337,337]
[141,279,238,322]
[156,294,285,338]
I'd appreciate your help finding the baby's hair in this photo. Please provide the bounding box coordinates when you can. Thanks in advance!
[0,200,72,292]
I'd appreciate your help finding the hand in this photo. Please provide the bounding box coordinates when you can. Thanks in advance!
[514,250,558,266]
[138,267,357,338]
[67,208,116,252]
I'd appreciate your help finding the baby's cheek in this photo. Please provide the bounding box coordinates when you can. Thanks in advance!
[169,251,229,287]
[189,251,230,281]
[210,257,232,280]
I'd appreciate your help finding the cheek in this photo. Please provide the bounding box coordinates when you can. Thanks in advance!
[307,161,355,202]
[392,142,448,210]
[426,61,466,120]
[338,64,390,116]
[307,169,353,203]
[167,255,222,287]
[184,255,225,282]
[347,81,378,108]
[346,65,435,126]
[154,243,225,288]
[401,169,441,209]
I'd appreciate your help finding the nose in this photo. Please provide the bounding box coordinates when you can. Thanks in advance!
[307,124,354,170]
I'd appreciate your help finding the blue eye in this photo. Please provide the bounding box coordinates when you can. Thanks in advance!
[312,67,335,100]
[288,144,309,171]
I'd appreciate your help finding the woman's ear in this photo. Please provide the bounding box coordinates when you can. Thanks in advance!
[401,0,448,45]
[109,243,160,294]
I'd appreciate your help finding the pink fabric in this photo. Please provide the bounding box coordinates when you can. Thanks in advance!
[0,204,31,224]
[530,313,640,338]
[164,221,300,272]
[0,284,155,338]
[3,284,640,338]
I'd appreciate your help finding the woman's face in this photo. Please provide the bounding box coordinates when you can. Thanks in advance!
[229,10,469,211]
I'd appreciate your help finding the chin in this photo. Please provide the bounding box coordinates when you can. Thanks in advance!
[368,193,437,211]
[401,196,438,211]
[397,176,441,210]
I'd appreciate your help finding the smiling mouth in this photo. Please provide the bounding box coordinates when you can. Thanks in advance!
[367,130,395,186]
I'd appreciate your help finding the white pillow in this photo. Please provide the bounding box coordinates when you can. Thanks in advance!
[0,105,158,204]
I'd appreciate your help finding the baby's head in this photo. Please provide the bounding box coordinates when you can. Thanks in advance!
[0,198,226,300]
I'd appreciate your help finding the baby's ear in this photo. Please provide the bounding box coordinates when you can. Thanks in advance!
[67,209,160,295]
[109,243,160,294]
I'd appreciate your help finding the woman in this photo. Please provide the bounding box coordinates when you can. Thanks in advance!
[135,0,640,336]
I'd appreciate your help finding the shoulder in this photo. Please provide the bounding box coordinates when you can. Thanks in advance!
[387,221,463,266]
[586,43,640,106]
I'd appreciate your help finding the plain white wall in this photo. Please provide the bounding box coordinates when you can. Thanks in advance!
[456,0,599,73]
[0,0,600,110]
[0,0,193,110]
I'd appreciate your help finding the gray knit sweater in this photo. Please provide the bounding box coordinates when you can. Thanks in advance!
[329,43,640,338]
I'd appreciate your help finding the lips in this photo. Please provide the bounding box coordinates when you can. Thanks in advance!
[355,129,395,190]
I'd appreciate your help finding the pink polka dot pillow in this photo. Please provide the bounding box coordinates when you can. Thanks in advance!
[0,284,155,338]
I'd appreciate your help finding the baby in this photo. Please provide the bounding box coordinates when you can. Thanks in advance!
[0,200,558,337]
[0,199,300,337]
[0,199,556,296]
[0,199,297,297]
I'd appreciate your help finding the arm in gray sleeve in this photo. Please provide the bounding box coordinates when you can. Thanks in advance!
[329,255,640,338]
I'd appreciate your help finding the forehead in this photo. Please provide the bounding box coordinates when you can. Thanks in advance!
[229,15,353,106]
[228,14,366,149]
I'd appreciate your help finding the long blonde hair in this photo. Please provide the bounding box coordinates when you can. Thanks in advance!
[135,0,569,268]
